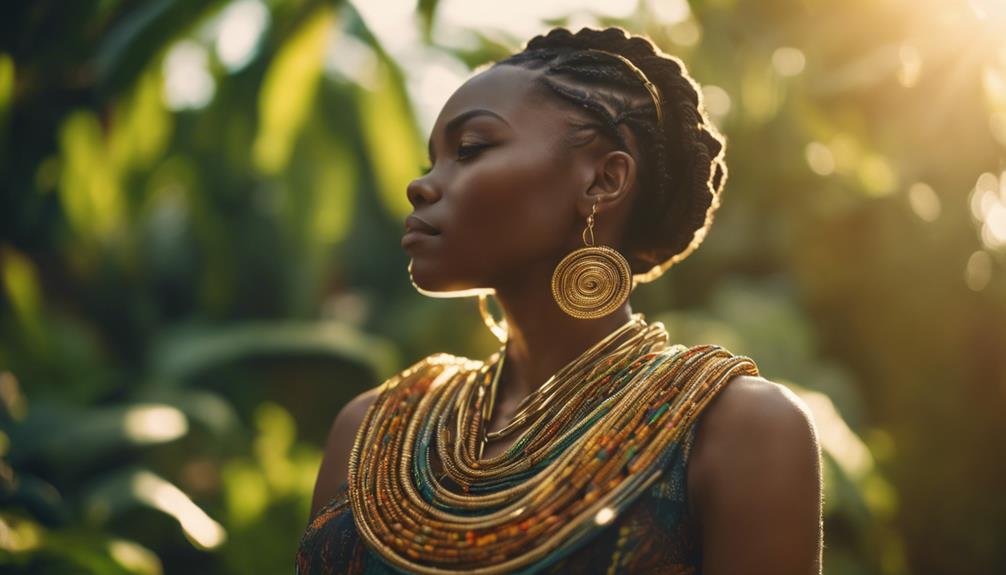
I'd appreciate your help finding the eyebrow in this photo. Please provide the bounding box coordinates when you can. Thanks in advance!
[427,108,509,164]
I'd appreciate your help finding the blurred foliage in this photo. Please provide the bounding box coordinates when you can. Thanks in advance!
[1,0,1004,574]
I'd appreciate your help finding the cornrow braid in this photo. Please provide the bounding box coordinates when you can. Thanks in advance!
[493,26,728,284]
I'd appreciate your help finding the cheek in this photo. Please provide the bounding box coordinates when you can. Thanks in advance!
[450,143,573,263]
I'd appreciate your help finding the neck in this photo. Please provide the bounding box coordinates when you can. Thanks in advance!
[491,275,635,400]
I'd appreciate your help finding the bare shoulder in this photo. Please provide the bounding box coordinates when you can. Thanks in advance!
[687,374,823,574]
[309,386,383,518]
[687,374,820,498]
[692,374,816,451]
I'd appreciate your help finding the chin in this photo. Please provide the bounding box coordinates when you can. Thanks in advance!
[407,259,484,298]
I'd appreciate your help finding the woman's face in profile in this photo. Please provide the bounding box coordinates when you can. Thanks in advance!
[405,64,614,294]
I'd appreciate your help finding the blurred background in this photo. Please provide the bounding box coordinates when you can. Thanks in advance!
[1,0,1004,573]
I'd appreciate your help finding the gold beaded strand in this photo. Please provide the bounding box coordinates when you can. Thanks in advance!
[347,315,759,574]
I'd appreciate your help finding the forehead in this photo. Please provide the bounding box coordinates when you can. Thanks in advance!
[433,64,557,132]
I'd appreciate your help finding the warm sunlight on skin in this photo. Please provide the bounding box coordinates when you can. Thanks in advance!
[341,0,1006,276]
[7,0,1006,572]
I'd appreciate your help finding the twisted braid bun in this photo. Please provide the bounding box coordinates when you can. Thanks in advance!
[495,26,727,283]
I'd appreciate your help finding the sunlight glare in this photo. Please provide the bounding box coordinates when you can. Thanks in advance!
[406,54,469,137]
[701,84,731,120]
[122,404,189,443]
[965,250,993,291]
[349,0,418,55]
[970,0,1006,21]
[897,43,922,88]
[215,0,270,72]
[969,171,1006,251]
[439,0,636,40]
[772,47,806,77]
[648,0,690,24]
[990,111,1006,146]
[805,141,835,176]
[667,19,702,47]
[984,202,1006,246]
[969,172,998,220]
[799,389,873,479]
[828,133,861,174]
[907,182,941,222]
[132,470,227,549]
[857,154,898,197]
[0,515,42,552]
[594,506,616,525]
[325,31,379,89]
[163,41,215,110]
[983,65,1006,107]
[107,539,162,574]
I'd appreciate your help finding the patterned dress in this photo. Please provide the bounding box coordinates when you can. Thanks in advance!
[296,420,704,574]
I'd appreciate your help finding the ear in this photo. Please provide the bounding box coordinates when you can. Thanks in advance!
[579,150,637,218]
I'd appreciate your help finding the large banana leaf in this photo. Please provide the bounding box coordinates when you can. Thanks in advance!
[8,402,190,468]
[82,467,225,551]
[148,321,397,384]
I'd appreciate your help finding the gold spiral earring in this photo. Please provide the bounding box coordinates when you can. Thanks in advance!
[551,201,632,319]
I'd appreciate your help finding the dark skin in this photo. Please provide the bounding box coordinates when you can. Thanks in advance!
[311,65,823,574]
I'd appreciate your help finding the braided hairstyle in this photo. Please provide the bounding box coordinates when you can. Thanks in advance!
[493,26,727,282]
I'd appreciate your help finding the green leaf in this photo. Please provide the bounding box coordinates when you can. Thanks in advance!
[149,321,398,384]
[346,4,425,220]
[94,0,225,95]
[83,467,226,551]
[129,388,240,440]
[9,402,189,467]
[253,6,334,174]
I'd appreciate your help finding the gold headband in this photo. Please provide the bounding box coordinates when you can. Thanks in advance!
[582,48,664,124]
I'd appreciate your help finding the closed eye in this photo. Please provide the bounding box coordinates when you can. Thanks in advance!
[457,142,490,160]
[419,143,492,175]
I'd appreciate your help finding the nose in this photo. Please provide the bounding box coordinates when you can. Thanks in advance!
[407,174,440,208]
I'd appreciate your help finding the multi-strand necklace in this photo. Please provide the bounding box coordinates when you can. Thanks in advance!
[348,313,759,574]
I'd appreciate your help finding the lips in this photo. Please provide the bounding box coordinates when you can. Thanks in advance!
[405,215,441,235]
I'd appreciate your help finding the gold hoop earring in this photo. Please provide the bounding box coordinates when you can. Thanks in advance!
[478,292,509,343]
[550,201,632,319]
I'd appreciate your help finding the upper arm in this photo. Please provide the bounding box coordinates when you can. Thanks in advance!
[309,386,381,518]
[688,375,823,575]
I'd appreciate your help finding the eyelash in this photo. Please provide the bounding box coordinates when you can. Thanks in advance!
[420,143,490,175]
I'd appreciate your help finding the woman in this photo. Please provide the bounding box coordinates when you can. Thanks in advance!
[298,26,822,574]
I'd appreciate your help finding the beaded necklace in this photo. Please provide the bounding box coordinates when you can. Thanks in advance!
[348,313,759,574]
